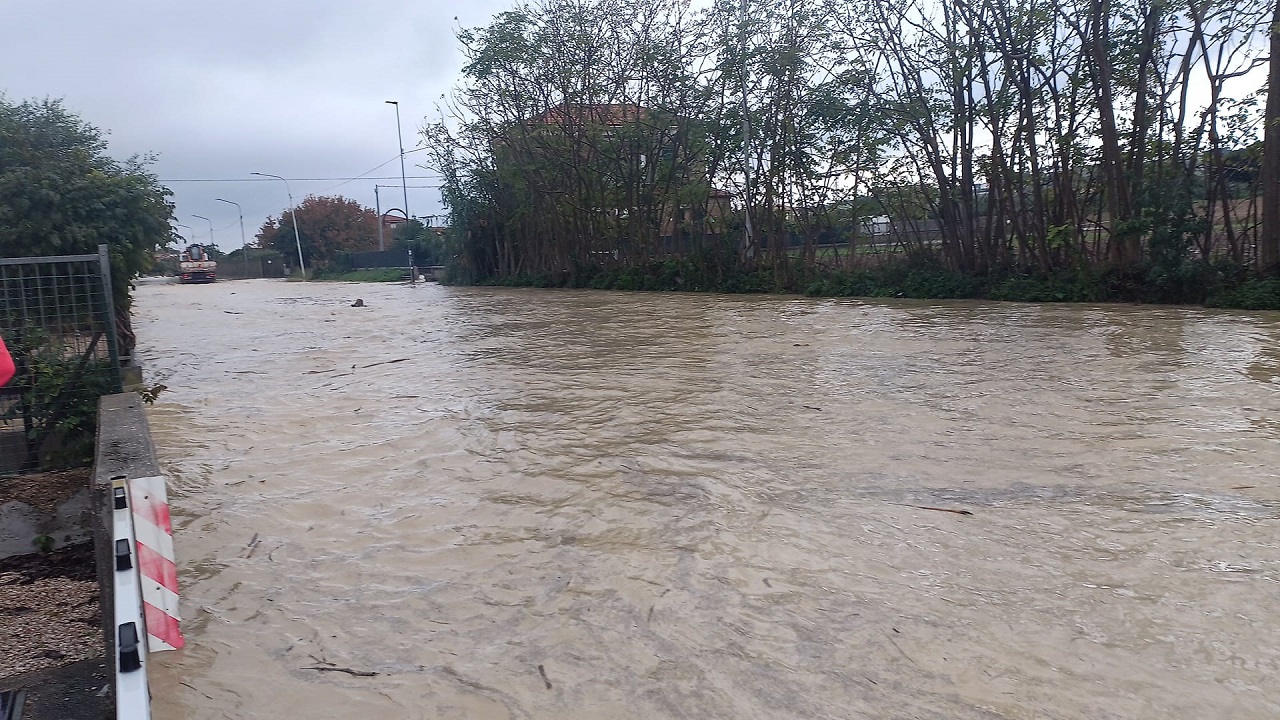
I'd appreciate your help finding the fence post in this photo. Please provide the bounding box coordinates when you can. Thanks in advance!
[97,244,122,373]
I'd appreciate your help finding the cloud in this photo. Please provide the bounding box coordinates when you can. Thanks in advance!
[1,0,506,239]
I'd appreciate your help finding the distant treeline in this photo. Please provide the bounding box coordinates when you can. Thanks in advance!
[424,0,1280,308]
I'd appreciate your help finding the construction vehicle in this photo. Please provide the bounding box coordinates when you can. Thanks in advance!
[178,244,217,283]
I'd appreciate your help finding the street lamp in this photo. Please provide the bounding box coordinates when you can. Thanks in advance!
[192,214,214,249]
[216,198,250,280]
[174,223,193,244]
[251,172,307,279]
[386,100,410,220]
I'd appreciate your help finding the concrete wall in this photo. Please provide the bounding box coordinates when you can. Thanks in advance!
[91,392,163,672]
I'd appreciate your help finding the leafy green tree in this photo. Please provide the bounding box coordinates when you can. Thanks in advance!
[430,0,725,281]
[392,219,447,266]
[0,98,173,465]
[0,97,175,324]
[433,0,1276,302]
[255,195,379,273]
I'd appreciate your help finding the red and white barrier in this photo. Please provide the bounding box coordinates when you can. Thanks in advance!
[127,475,185,652]
[111,479,151,720]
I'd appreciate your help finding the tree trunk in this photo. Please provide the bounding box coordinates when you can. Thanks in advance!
[1261,2,1280,274]
[1088,0,1135,267]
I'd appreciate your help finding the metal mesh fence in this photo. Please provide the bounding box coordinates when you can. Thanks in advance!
[1,245,121,473]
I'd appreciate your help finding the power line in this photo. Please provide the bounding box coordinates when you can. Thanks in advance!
[163,147,437,184]
[169,146,444,232]
[318,155,401,194]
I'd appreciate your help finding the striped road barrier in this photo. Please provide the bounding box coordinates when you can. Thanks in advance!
[127,476,184,652]
[112,474,183,720]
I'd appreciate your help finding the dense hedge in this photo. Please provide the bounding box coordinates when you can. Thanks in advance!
[456,256,1280,311]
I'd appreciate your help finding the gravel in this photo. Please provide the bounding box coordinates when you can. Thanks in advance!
[0,468,91,517]
[0,543,103,679]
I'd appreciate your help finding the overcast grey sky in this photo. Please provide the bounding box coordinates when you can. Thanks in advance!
[1,0,511,249]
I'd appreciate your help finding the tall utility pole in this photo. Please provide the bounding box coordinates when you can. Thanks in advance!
[386,100,410,220]
[215,198,250,279]
[739,0,755,260]
[375,185,384,251]
[251,172,307,279]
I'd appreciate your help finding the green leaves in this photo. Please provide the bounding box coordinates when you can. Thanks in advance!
[436,0,1276,286]
[0,97,174,315]
[255,195,380,273]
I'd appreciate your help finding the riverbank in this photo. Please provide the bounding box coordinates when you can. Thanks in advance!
[463,256,1280,310]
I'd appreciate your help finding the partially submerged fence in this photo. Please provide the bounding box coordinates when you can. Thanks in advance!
[1,245,121,472]
[334,248,415,270]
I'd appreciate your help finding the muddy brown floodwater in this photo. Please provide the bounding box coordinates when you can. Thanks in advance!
[132,279,1280,719]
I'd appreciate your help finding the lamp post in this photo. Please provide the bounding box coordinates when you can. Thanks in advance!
[385,100,410,220]
[251,172,307,279]
[216,198,250,279]
[192,214,214,250]
[174,223,193,244]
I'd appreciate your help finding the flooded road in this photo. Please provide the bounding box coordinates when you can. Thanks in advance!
[133,279,1280,719]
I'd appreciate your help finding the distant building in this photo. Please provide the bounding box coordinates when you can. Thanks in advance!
[861,215,891,237]
[381,214,409,238]
[521,103,730,243]
[527,103,647,129]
